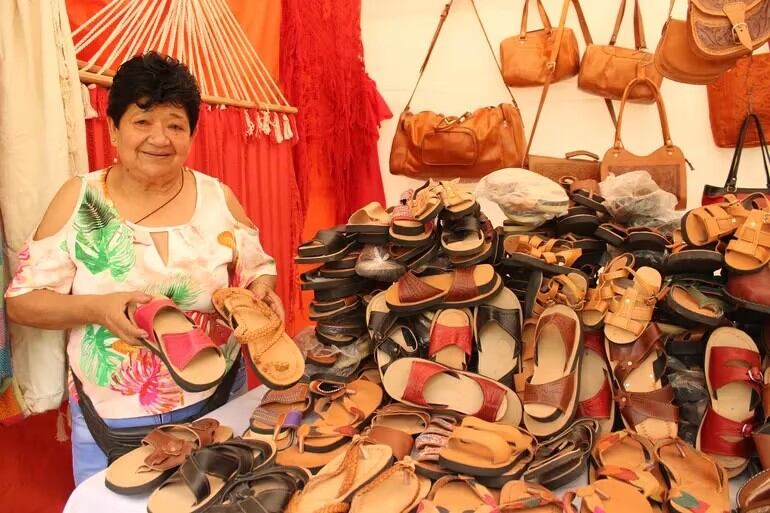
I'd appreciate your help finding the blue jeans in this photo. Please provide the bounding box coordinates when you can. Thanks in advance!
[69,362,247,485]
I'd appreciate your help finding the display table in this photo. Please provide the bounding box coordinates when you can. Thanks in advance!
[63,385,746,512]
[63,386,268,513]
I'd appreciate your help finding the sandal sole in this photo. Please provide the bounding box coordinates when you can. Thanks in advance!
[501,253,590,283]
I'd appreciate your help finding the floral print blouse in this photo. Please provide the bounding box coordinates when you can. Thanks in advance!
[6,170,276,418]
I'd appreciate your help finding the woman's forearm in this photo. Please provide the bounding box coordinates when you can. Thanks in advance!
[6,290,99,330]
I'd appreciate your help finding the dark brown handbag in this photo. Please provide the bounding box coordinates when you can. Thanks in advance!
[687,0,770,61]
[389,0,526,179]
[525,0,611,183]
[654,0,735,84]
[702,113,770,205]
[500,0,580,87]
[600,77,688,209]
[707,52,770,147]
[578,0,663,103]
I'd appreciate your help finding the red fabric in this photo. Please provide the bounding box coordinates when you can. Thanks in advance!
[280,0,389,222]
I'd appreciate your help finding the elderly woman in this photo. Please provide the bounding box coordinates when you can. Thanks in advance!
[5,52,282,484]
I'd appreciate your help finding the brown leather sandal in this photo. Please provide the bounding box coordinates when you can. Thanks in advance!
[503,235,584,277]
[606,323,679,440]
[582,253,634,328]
[681,193,762,247]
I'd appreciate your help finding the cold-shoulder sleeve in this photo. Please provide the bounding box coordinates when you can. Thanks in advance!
[6,230,76,297]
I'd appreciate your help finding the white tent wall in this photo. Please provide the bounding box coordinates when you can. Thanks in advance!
[362,0,765,225]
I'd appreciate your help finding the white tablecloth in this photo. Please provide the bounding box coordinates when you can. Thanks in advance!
[62,385,746,512]
[62,386,267,513]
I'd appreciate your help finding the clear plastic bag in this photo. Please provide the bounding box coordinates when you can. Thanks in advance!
[355,245,406,283]
[599,171,682,234]
[475,168,569,226]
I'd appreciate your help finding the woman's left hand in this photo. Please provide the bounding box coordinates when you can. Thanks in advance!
[251,283,285,322]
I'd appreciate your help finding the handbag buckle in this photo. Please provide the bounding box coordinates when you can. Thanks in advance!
[732,22,748,43]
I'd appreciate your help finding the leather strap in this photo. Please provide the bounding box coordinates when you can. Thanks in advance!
[708,346,762,394]
[445,267,481,302]
[429,322,473,357]
[577,377,612,419]
[405,0,517,110]
[609,0,646,49]
[524,0,614,164]
[725,113,770,192]
[368,425,415,461]
[397,271,444,304]
[523,372,576,413]
[699,407,756,458]
[609,322,664,384]
[471,375,507,421]
[520,0,553,37]
[613,77,673,150]
[616,385,679,428]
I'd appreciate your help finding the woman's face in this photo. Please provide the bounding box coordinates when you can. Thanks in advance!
[109,102,192,180]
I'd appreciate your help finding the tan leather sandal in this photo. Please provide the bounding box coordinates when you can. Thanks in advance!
[503,235,584,276]
[725,208,770,273]
[582,253,635,328]
[604,266,664,345]
[681,193,763,247]
[563,479,653,513]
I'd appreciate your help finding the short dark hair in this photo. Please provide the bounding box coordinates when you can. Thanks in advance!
[107,52,202,132]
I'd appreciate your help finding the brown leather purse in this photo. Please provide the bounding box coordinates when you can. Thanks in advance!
[500,0,580,87]
[707,52,770,147]
[389,0,526,179]
[687,0,770,61]
[601,77,688,209]
[578,0,662,103]
[525,0,611,183]
[655,0,735,84]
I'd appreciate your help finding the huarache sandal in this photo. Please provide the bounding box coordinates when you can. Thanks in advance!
[438,417,535,477]
[212,288,304,390]
[604,266,663,345]
[582,253,635,328]
[286,437,393,513]
[590,430,666,505]
[206,465,311,513]
[348,458,431,513]
[295,378,382,453]
[577,331,615,436]
[417,475,498,513]
[441,214,485,256]
[625,227,670,252]
[556,208,602,237]
[563,479,653,513]
[438,179,478,219]
[606,323,679,440]
[429,308,473,370]
[656,439,730,513]
[498,481,562,513]
[390,186,442,238]
[521,418,598,489]
[249,383,312,437]
[698,327,761,477]
[346,202,391,234]
[309,296,360,321]
[570,179,609,215]
[384,264,502,313]
[523,304,583,438]
[594,223,628,247]
[414,413,460,480]
[382,357,522,426]
[666,276,727,327]
[474,287,522,382]
[450,215,497,268]
[664,229,724,275]
[296,227,357,263]
[105,419,233,495]
[132,297,226,392]
[725,207,770,273]
[681,193,763,247]
[370,403,430,436]
[503,235,584,277]
[146,438,276,513]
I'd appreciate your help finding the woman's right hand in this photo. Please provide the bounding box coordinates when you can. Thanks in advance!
[89,292,152,345]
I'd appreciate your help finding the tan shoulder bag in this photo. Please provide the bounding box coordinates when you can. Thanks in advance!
[500,0,580,87]
[688,0,770,61]
[600,77,688,209]
[389,0,526,179]
[578,0,663,102]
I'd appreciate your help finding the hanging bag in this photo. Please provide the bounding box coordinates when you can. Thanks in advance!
[687,0,770,61]
[578,0,662,102]
[707,52,770,147]
[654,0,735,84]
[499,0,580,87]
[525,0,613,182]
[389,0,526,179]
[702,113,770,205]
[600,77,688,209]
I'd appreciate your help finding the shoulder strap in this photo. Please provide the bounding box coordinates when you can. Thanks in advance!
[725,113,770,190]
[609,0,646,49]
[613,77,672,150]
[405,0,517,110]
[525,0,616,163]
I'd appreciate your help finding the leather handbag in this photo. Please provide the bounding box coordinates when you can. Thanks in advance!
[389,0,526,179]
[500,0,580,87]
[707,52,770,147]
[600,77,688,209]
[687,0,770,61]
[525,0,612,183]
[654,0,735,84]
[578,0,663,103]
[702,113,770,205]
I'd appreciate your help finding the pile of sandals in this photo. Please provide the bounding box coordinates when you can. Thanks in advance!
[99,178,770,513]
